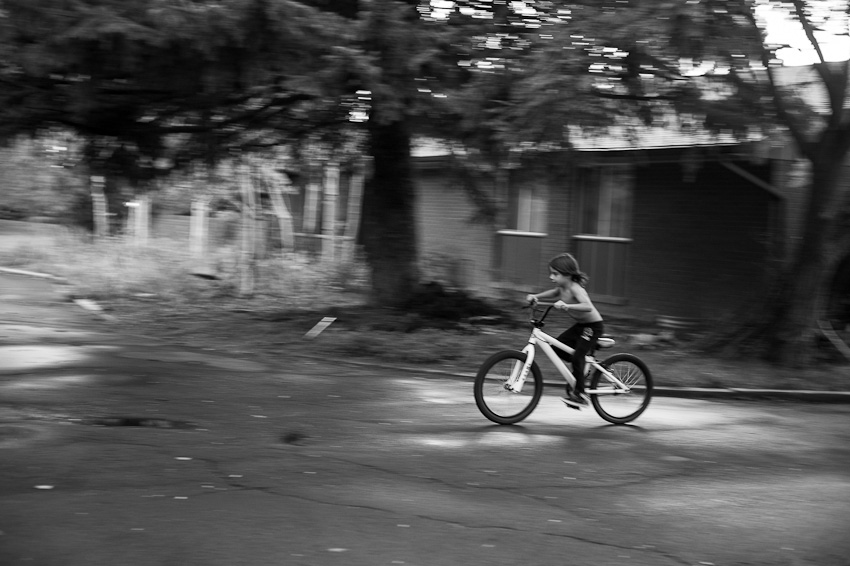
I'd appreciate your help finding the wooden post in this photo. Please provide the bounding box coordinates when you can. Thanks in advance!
[190,198,209,259]
[90,176,108,238]
[343,160,365,261]
[239,163,257,296]
[125,201,137,243]
[132,194,150,246]
[322,161,339,262]
[140,194,150,245]
[267,180,295,252]
[303,176,320,234]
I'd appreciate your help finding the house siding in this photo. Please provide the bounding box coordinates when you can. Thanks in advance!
[414,168,494,290]
[541,165,573,284]
[409,146,811,323]
[628,160,775,319]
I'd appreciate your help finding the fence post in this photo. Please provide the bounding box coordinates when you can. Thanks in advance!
[137,194,150,245]
[322,161,339,263]
[190,198,209,259]
[343,160,365,261]
[239,163,257,296]
[91,176,108,238]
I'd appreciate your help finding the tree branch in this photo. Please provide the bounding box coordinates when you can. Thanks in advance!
[741,5,815,158]
[589,87,682,101]
[791,0,828,64]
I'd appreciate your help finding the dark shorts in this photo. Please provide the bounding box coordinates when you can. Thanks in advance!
[556,321,605,355]
[556,321,604,393]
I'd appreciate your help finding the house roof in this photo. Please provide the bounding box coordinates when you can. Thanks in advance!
[567,121,759,152]
[412,64,844,157]
[411,122,760,157]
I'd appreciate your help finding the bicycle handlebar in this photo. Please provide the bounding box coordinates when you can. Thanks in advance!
[523,301,557,308]
[523,301,558,325]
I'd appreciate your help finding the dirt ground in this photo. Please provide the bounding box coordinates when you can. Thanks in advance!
[103,296,850,392]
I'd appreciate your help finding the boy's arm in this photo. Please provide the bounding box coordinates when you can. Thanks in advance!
[526,288,559,303]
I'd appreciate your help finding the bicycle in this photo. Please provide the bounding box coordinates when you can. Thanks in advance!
[473,302,653,425]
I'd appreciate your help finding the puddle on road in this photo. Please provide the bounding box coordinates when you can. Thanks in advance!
[0,373,94,389]
[0,345,114,372]
[0,324,100,344]
[415,431,564,449]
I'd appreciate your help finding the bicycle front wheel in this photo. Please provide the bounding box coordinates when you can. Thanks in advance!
[474,350,543,425]
[589,353,653,425]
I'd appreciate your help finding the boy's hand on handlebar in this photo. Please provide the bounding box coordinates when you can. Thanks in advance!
[525,294,538,305]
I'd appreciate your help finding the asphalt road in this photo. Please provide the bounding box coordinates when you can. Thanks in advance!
[2,272,850,566]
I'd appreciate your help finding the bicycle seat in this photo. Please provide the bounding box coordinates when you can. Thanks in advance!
[596,336,615,349]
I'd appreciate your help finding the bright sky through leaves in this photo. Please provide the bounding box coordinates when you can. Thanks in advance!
[758,1,850,66]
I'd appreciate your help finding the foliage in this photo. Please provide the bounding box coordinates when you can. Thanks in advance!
[0,134,89,222]
[1,0,847,359]
[634,0,850,362]
[0,0,350,176]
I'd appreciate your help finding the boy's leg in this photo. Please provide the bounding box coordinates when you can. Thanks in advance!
[571,324,602,395]
[555,325,580,364]
[555,326,580,397]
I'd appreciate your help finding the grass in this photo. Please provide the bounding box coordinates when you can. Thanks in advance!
[2,229,848,392]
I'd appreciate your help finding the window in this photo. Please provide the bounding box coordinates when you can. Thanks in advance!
[577,165,633,238]
[508,183,547,233]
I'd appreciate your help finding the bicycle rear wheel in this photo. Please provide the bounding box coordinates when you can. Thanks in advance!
[589,353,653,425]
[474,350,543,425]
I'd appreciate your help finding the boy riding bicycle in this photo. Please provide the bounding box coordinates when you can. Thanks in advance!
[526,253,604,409]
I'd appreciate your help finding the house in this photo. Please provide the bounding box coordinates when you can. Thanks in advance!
[149,68,845,327]
[413,128,811,323]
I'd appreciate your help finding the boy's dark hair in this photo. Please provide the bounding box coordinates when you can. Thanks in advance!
[549,253,589,286]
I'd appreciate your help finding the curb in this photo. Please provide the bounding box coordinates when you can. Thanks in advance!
[284,352,850,404]
[652,387,850,403]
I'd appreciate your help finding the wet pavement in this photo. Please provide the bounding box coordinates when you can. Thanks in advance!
[2,271,850,566]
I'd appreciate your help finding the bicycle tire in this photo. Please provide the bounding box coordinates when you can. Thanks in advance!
[474,350,543,425]
[589,353,653,425]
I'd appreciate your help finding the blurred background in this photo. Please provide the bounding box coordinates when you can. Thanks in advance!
[1,0,848,366]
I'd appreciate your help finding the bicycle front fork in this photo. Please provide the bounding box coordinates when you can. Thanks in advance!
[505,346,536,392]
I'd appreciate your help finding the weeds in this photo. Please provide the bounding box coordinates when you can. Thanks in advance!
[1,230,370,308]
[2,231,848,391]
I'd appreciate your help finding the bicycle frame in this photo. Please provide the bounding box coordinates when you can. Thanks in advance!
[506,326,633,396]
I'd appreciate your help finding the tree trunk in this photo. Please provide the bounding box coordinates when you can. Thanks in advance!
[362,119,419,306]
[762,135,848,364]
